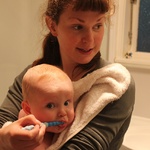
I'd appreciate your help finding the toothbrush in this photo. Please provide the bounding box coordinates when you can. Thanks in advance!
[22,121,64,130]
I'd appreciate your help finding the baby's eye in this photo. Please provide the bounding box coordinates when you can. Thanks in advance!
[64,100,70,106]
[46,103,55,109]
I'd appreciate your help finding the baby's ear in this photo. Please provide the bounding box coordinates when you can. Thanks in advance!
[45,16,58,36]
[21,101,31,115]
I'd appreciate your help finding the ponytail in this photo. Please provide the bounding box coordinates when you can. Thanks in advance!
[32,33,61,66]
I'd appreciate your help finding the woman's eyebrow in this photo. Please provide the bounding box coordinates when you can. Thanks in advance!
[97,17,105,22]
[69,17,85,22]
[69,16,105,23]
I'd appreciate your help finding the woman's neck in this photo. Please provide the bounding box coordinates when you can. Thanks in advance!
[62,64,94,81]
[60,59,96,81]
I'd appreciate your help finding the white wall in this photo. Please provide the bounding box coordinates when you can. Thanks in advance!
[0,0,43,104]
[1,1,149,120]
[127,67,150,118]
[108,0,150,119]
[0,0,109,105]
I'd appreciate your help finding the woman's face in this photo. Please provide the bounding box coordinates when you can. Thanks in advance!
[50,6,105,68]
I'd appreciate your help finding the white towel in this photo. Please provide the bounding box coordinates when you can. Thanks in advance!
[47,63,131,150]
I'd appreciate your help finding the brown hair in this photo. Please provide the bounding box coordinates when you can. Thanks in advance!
[33,0,114,75]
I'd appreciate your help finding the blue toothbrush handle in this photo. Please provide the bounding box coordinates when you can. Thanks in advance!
[22,121,63,130]
[22,125,35,130]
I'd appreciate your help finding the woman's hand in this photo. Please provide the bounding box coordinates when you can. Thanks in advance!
[0,115,46,150]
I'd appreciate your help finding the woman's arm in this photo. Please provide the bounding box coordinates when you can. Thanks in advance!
[61,77,135,150]
[0,65,47,150]
[0,66,30,127]
[0,115,46,150]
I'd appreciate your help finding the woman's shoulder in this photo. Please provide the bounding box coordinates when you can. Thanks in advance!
[98,58,111,68]
[14,65,32,82]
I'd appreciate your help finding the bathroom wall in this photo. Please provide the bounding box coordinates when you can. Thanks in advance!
[127,67,150,118]
[0,0,43,104]
[0,0,108,105]
[1,1,150,119]
[108,0,150,119]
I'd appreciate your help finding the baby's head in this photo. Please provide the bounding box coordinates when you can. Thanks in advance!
[22,64,73,100]
[22,64,74,133]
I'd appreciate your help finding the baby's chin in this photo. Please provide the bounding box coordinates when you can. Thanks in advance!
[46,127,67,133]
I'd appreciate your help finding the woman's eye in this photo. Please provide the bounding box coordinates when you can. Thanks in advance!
[73,25,83,30]
[64,100,70,106]
[46,103,55,109]
[93,24,102,30]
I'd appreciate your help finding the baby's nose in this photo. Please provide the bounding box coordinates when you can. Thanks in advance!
[58,108,67,117]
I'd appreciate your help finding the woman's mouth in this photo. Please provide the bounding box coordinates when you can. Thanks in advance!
[77,48,93,53]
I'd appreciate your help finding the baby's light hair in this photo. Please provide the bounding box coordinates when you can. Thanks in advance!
[22,64,72,101]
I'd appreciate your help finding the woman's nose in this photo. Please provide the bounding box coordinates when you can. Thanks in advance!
[82,30,94,44]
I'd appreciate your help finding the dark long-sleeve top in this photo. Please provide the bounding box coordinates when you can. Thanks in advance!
[0,58,135,150]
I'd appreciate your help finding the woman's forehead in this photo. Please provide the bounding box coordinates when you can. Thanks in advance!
[59,6,105,23]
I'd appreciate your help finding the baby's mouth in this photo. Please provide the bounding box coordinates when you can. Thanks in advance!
[43,121,64,127]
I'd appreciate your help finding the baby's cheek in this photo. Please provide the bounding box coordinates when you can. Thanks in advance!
[34,112,55,122]
[69,110,75,123]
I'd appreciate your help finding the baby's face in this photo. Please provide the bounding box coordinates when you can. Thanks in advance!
[29,80,74,133]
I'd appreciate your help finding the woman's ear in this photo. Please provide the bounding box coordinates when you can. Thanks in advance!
[21,101,31,115]
[46,16,58,36]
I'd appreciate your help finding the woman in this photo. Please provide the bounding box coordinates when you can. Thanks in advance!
[0,0,135,149]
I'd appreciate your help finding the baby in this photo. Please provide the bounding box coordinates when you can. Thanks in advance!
[20,64,75,149]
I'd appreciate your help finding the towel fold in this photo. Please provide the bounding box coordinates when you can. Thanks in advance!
[48,63,131,150]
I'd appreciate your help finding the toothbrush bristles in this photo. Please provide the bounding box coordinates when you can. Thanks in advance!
[44,121,64,127]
